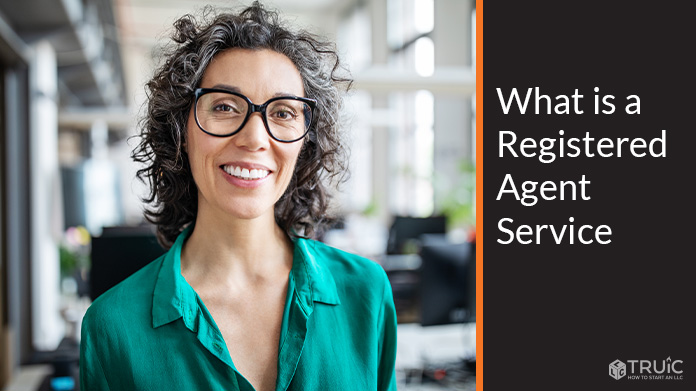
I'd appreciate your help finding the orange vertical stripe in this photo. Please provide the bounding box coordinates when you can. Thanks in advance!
[475,0,483,390]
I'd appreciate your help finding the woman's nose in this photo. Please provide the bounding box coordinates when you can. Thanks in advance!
[234,113,270,151]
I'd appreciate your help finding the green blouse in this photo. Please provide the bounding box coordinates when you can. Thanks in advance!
[80,227,397,390]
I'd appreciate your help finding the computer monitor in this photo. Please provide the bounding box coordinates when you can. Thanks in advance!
[419,234,475,326]
[90,226,167,301]
[387,216,447,254]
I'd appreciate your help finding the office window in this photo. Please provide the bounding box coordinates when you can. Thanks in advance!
[387,0,435,217]
[336,5,375,215]
[389,90,434,217]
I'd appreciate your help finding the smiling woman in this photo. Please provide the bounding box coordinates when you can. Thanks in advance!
[79,2,397,391]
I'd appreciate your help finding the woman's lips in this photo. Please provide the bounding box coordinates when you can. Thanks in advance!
[219,163,272,188]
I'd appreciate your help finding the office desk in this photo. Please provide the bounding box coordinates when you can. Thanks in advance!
[396,323,476,390]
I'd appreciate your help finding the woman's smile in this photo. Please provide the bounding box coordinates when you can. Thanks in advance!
[221,165,271,180]
[220,161,273,189]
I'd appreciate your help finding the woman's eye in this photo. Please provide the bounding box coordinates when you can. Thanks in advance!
[272,108,297,120]
[213,104,235,112]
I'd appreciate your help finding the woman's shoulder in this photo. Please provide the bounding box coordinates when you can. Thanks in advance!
[297,239,394,327]
[298,238,389,287]
[83,255,165,327]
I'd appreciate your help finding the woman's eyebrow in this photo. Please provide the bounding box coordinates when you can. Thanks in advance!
[210,83,241,93]
[273,92,301,98]
[209,85,301,98]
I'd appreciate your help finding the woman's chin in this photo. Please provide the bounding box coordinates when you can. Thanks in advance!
[221,202,273,222]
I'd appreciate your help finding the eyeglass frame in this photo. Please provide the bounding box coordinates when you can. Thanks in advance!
[193,87,318,143]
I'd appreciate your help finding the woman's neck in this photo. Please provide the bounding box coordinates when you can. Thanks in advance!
[180,206,293,289]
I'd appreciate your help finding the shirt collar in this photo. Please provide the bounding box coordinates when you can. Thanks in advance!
[152,226,340,329]
[291,237,341,309]
[152,225,198,329]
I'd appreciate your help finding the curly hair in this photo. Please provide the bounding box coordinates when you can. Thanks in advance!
[132,1,351,248]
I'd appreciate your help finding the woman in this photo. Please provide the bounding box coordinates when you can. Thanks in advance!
[80,2,397,391]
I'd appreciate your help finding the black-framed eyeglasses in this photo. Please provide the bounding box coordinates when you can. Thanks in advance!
[194,88,317,143]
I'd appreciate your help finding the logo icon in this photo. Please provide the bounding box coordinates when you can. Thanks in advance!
[609,360,626,380]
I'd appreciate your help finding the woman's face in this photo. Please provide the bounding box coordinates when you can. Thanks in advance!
[186,48,305,222]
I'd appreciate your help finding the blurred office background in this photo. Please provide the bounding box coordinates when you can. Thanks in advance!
[0,0,475,389]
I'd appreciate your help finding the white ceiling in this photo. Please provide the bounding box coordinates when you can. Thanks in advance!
[114,0,354,47]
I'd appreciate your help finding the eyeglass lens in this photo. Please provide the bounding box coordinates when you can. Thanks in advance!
[196,92,312,141]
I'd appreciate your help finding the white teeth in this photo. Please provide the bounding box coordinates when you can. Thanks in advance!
[223,165,270,180]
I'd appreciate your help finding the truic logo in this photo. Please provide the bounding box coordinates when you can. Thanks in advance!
[609,360,626,380]
[609,357,684,381]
